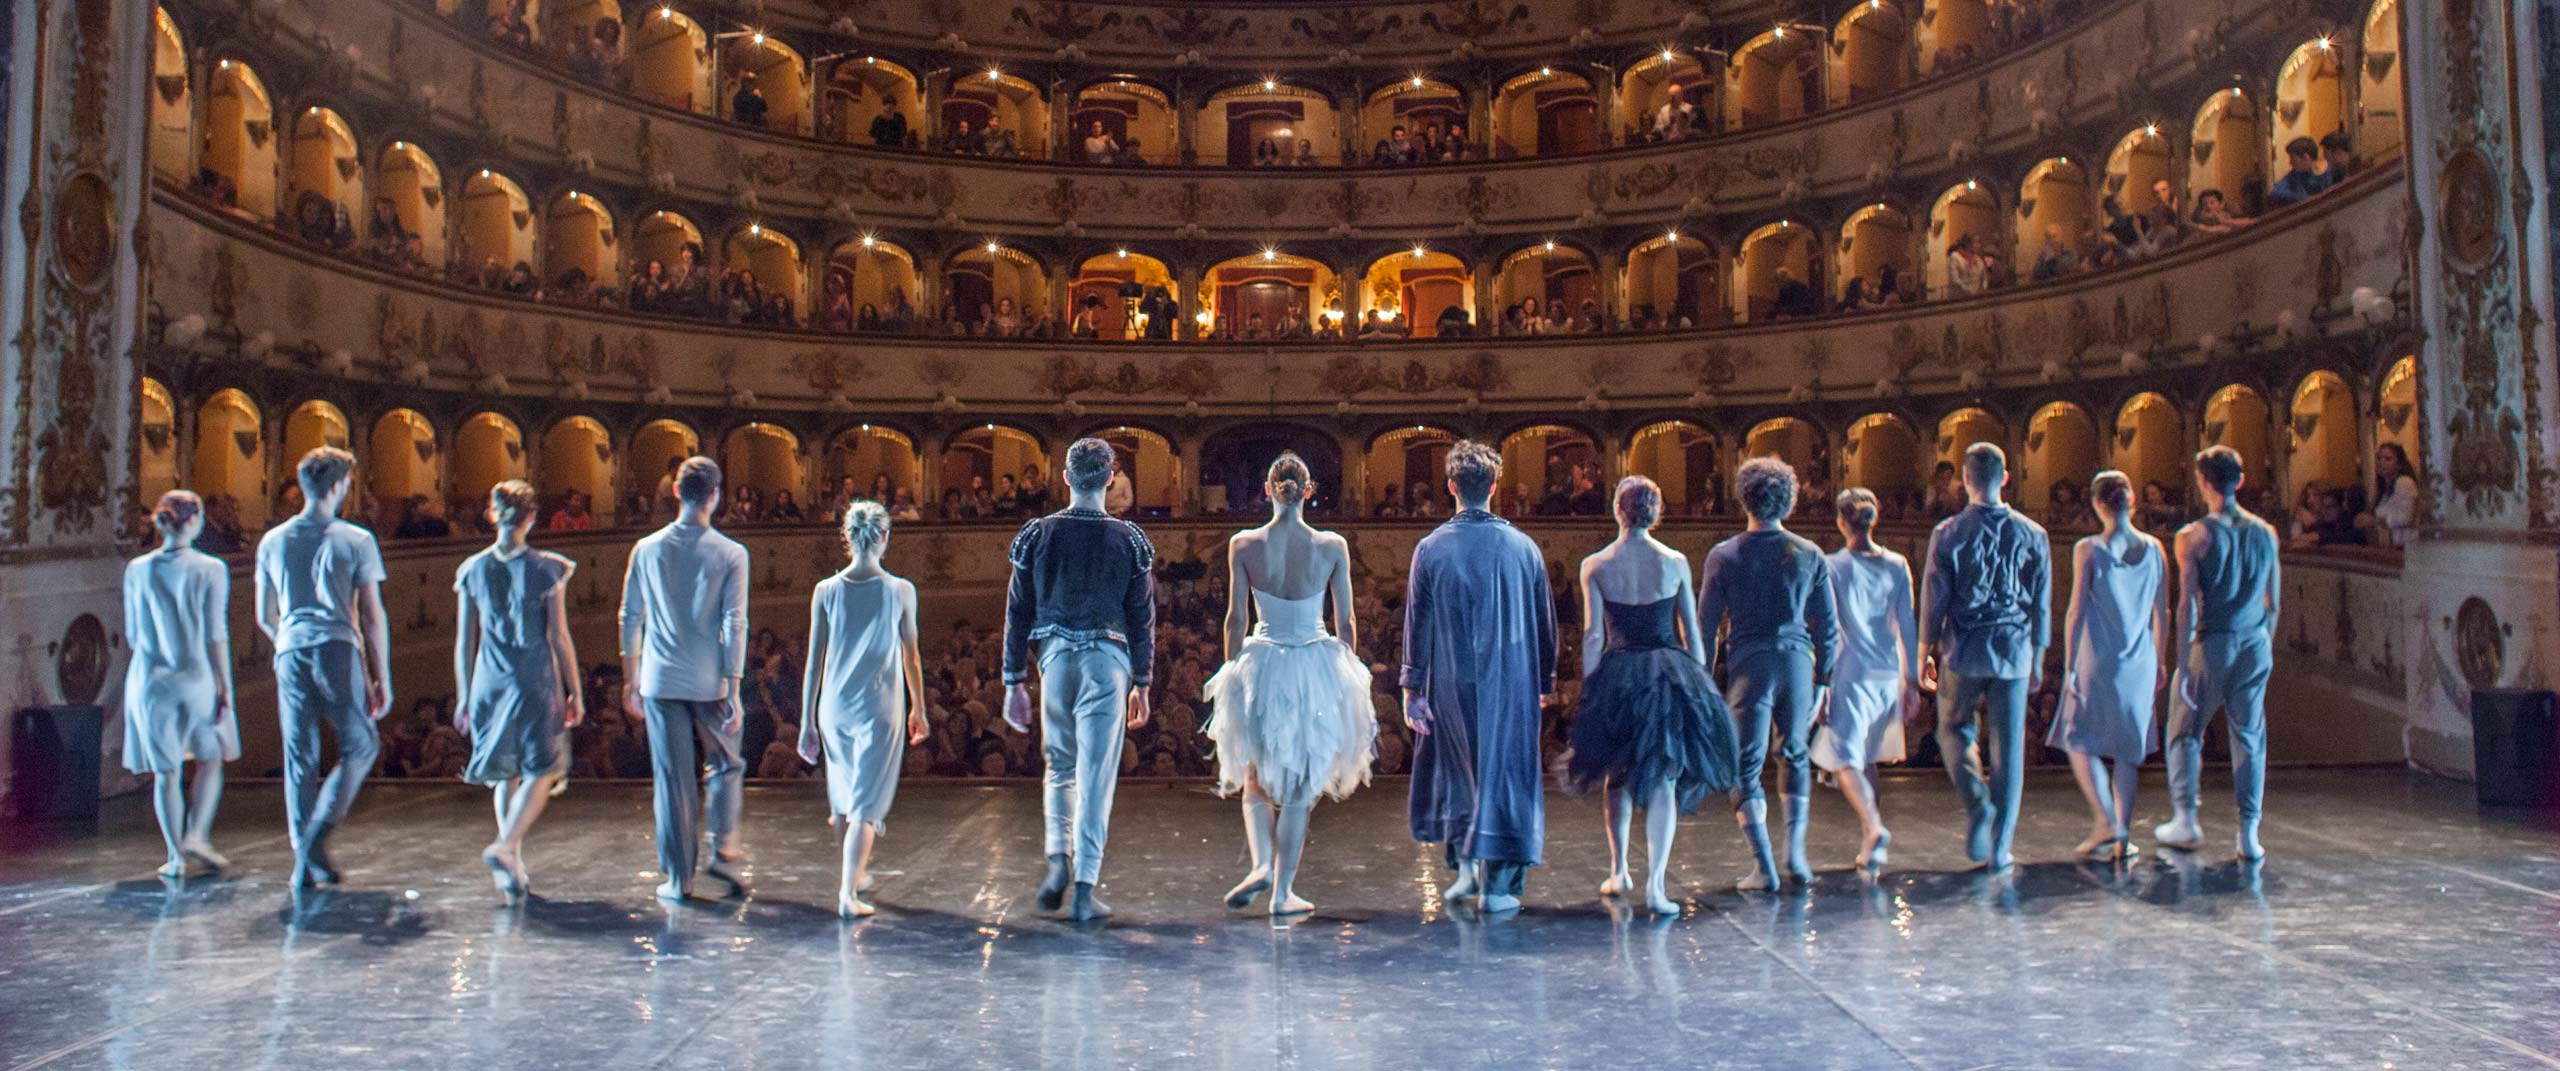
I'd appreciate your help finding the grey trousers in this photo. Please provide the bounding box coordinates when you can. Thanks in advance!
[643,696,745,884]
[276,641,379,862]
[1039,643,1132,885]
[2166,633,2274,823]
[1936,670,2028,863]
[1443,843,1529,897]
[1725,647,1817,804]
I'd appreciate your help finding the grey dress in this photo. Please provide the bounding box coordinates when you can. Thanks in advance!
[811,572,914,827]
[455,547,575,785]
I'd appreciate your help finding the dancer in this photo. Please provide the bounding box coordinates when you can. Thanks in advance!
[255,447,392,889]
[1003,438,1158,921]
[1811,488,1918,874]
[451,480,583,899]
[1918,443,2053,874]
[1404,440,1557,913]
[620,456,752,901]
[1699,457,1836,890]
[2155,446,2281,859]
[1201,453,1377,916]
[799,500,929,918]
[122,490,238,879]
[2048,471,2169,862]
[1562,476,1741,915]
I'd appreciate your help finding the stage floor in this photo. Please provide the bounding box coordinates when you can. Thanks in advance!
[1,769,2555,1070]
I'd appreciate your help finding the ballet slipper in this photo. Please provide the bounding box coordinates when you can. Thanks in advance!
[1037,854,1072,911]
[1443,863,1480,903]
[1270,893,1314,917]
[1069,881,1112,921]
[838,892,875,918]
[1599,872,1633,899]
[1857,827,1892,871]
[1224,868,1271,909]
[1642,884,1678,917]
[1478,893,1522,913]
[180,838,230,872]
[483,846,514,895]
[2153,811,2203,850]
[654,879,690,902]
[2236,821,2265,861]
[158,856,188,880]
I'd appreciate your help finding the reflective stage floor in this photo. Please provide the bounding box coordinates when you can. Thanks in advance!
[2,768,2555,1070]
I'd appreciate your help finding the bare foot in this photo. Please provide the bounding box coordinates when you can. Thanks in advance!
[1643,884,1678,916]
[1271,893,1314,916]
[1444,865,1480,903]
[1224,867,1272,909]
[1599,871,1633,898]
[158,856,187,880]
[838,892,875,918]
[180,838,229,871]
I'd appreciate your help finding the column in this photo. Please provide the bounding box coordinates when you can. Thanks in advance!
[1176,262,1206,339]
[1174,78,1199,166]
[1593,244,1625,328]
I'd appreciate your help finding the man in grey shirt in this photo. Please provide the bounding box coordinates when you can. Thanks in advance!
[1918,443,2052,874]
[1698,457,1836,890]
[255,447,392,889]
[2156,446,2281,860]
[621,456,752,901]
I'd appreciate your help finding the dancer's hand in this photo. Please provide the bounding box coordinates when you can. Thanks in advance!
[365,677,392,722]
[799,722,823,765]
[563,688,585,729]
[1003,684,1035,733]
[451,701,473,734]
[1125,689,1152,730]
[1404,694,1433,736]
[1900,682,1926,724]
[623,683,643,723]
[907,708,930,746]
[1918,654,1940,693]
[1812,684,1833,726]
[2157,660,2172,693]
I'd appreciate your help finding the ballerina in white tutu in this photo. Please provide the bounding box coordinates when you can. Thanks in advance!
[1202,453,1377,916]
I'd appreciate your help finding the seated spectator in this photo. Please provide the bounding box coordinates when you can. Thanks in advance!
[195,494,246,554]
[766,490,805,523]
[1434,303,1473,338]
[1770,268,1818,319]
[1946,233,1990,295]
[571,18,623,83]
[364,199,417,267]
[1083,119,1120,164]
[547,490,595,531]
[2029,224,2078,282]
[2320,130,2354,187]
[979,115,1019,157]
[1369,139,1396,165]
[1293,140,1318,166]
[189,166,238,206]
[1372,483,1407,518]
[485,0,533,46]
[1387,126,1416,163]
[2043,480,2087,530]
[870,105,910,149]
[2290,487,2367,548]
[2267,136,2326,208]
[2136,202,2184,257]
[393,494,451,540]
[944,119,976,154]
[731,72,770,129]
[891,489,922,521]
[2188,188,2252,235]
[2137,480,2184,536]
[1252,138,1282,167]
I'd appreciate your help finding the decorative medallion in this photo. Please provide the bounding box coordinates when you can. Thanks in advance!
[50,172,113,291]
[2452,596,2505,691]
[2435,149,2502,270]
[56,613,108,706]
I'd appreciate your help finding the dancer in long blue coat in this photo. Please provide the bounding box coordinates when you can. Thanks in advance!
[1403,440,1558,913]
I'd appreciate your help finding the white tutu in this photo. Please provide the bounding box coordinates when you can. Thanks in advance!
[1201,590,1377,806]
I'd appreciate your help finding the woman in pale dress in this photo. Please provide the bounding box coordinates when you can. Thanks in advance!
[1811,488,1919,873]
[1202,453,1376,916]
[122,490,238,879]
[798,500,928,917]
[1561,477,1741,915]
[452,480,583,898]
[2048,470,2170,861]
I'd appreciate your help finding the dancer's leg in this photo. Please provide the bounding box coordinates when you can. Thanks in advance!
[838,820,878,917]
[1773,653,1817,883]
[1725,652,1782,890]
[307,643,381,871]
[1225,779,1275,907]
[180,758,227,868]
[2106,758,2141,858]
[1269,800,1313,916]
[2067,751,2118,855]
[2224,637,2273,860]
[497,772,558,853]
[1982,675,2028,870]
[1936,672,1992,862]
[150,773,187,877]
[1067,646,1131,921]
[1600,776,1634,897]
[698,699,748,894]
[642,698,704,897]
[1036,650,1080,910]
[2156,644,2207,848]
[1640,779,1679,915]
[1836,762,1888,869]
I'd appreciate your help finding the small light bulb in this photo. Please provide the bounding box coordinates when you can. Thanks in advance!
[860,234,874,247]
[986,241,1000,253]
[1544,240,1556,252]
[1411,75,1425,87]
[1264,79,1277,90]
[1117,247,1129,258]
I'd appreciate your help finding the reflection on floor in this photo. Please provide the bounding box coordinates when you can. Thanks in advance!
[2,769,2555,1070]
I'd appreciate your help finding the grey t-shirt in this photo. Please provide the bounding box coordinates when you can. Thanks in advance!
[255,515,387,652]
[619,521,750,702]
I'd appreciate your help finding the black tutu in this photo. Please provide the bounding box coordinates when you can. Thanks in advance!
[1561,599,1744,813]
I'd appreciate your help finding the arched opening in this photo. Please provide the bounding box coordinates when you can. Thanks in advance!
[540,416,617,527]
[2104,125,2176,216]
[1934,407,2006,473]
[366,408,441,531]
[1492,68,1599,158]
[1502,423,1602,515]
[2203,384,2274,492]
[629,210,703,283]
[201,59,277,216]
[150,9,192,182]
[942,424,1046,516]
[1070,78,1176,164]
[1492,242,1598,330]
[1836,203,1914,305]
[374,141,446,268]
[942,244,1050,331]
[1618,51,1713,141]
[1831,2,1910,106]
[828,55,926,148]
[2374,355,2417,475]
[285,106,360,248]
[1363,425,1461,516]
[542,0,621,57]
[1843,412,1923,511]
[2358,0,2404,161]
[629,419,700,520]
[1920,0,1990,74]
[1364,249,1474,337]
[1359,78,1466,162]
[1624,232,1718,328]
[192,390,267,530]
[458,169,536,281]
[138,379,181,508]
[543,190,619,292]
[2113,391,2186,511]
[721,224,805,321]
[2287,370,2360,503]
[2015,157,2092,275]
[940,70,1047,156]
[1204,251,1334,339]
[1726,28,1822,129]
[722,33,810,135]
[823,424,924,511]
[453,411,528,517]
[1733,220,1818,322]
[1624,419,1723,516]
[1199,423,1342,515]
[1199,81,1337,166]
[2271,38,2348,182]
[824,237,922,332]
[1925,180,2000,294]
[1091,426,1181,516]
[1069,250,1176,340]
[2191,89,2266,216]
[630,7,711,112]
[2023,401,2100,516]
[720,421,804,518]
[281,400,352,509]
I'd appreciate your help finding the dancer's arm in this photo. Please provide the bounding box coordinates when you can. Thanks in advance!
[1804,551,1838,688]
[1325,536,1358,655]
[2149,536,2174,691]
[1221,536,1251,663]
[1578,559,1607,680]
[1915,527,1946,691]
[356,577,392,722]
[205,567,239,758]
[900,580,929,746]
[1696,546,1728,671]
[799,587,830,764]
[1892,558,1922,722]
[452,585,478,732]
[253,548,280,643]
[547,564,583,727]
[1673,556,1708,668]
[2028,532,2054,693]
[2172,524,2204,657]
[2259,521,2282,636]
[2059,542,2093,695]
[618,546,647,721]
[1398,560,1433,734]
[718,545,749,693]
[1531,551,1558,699]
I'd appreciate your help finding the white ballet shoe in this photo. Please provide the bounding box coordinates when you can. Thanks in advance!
[179,838,229,872]
[2236,822,2265,861]
[654,880,690,902]
[1642,882,1678,916]
[1444,864,1481,903]
[2154,813,2203,850]
[158,856,188,880]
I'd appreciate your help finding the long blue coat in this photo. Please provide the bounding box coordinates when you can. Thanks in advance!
[1401,510,1558,865]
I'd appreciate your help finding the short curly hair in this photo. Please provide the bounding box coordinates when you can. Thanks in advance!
[840,498,891,556]
[1444,440,1501,502]
[1736,456,1798,522]
[1613,475,1662,529]
[1064,437,1117,494]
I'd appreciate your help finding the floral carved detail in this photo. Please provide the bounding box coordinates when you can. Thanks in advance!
[1290,9,1404,48]
[1318,352,1509,396]
[1418,0,1532,41]
[1676,343,1754,385]
[1008,2,1123,46]
[1037,354,1222,399]
[786,349,870,394]
[1134,8,1250,48]
[734,152,935,203]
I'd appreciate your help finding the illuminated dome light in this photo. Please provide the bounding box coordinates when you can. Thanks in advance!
[657,6,673,19]
[749,30,766,45]
[1660,48,1676,61]
[865,56,876,65]
[1539,66,1552,77]
[1663,228,1680,242]
[1411,245,1427,258]
[987,68,1002,81]
[1376,306,1399,321]
[1194,309,1215,326]
[1409,74,1425,88]
[1263,78,1278,91]
[1261,247,1278,262]
[859,233,876,248]
[1542,239,1557,252]
[1116,247,1130,258]
[1772,25,1785,38]
[1965,178,1978,190]
[986,240,1001,254]
[2315,35,2332,51]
